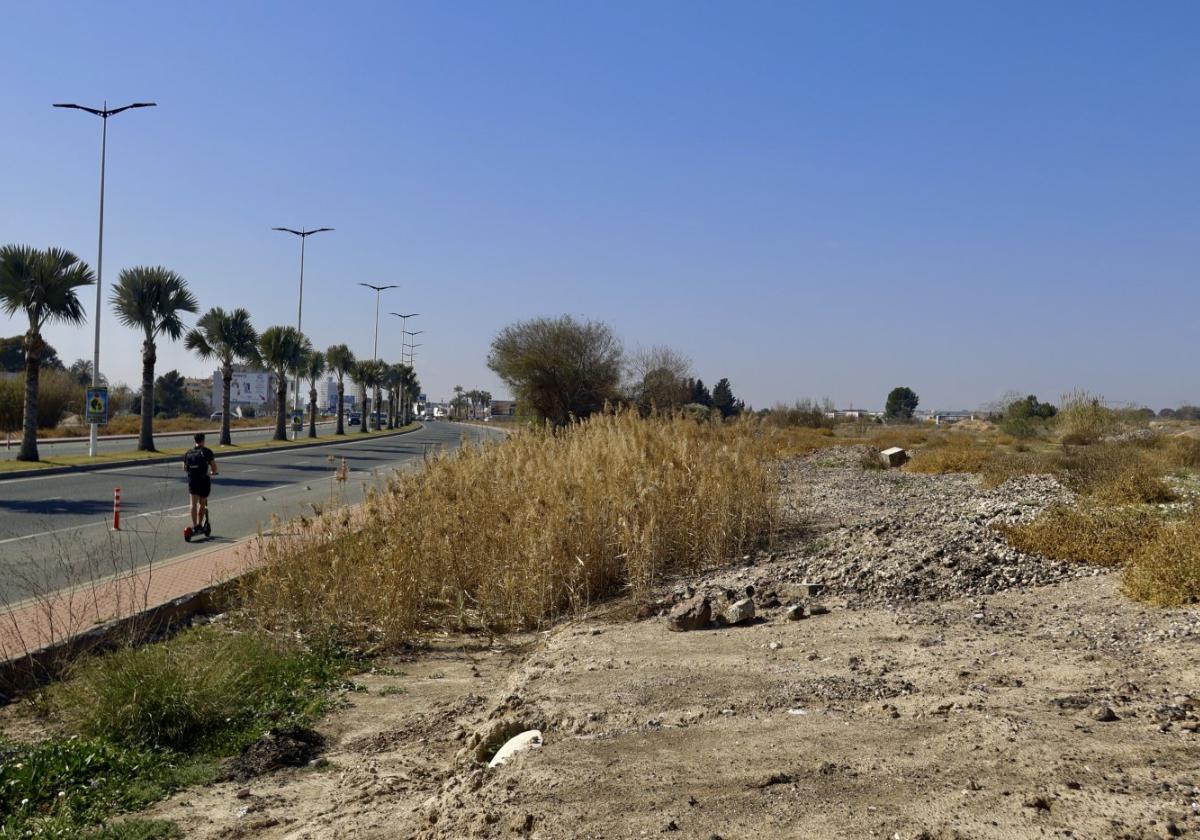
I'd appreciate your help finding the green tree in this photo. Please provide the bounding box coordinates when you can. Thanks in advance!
[689,378,713,408]
[0,335,63,373]
[325,344,356,435]
[185,307,261,445]
[712,378,743,419]
[487,315,623,426]
[258,326,311,441]
[884,386,919,421]
[110,266,199,451]
[302,350,326,438]
[0,245,95,461]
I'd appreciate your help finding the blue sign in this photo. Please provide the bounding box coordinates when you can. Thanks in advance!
[85,387,108,426]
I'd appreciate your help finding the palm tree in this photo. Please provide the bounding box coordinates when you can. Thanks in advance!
[453,385,465,420]
[353,360,385,432]
[325,344,355,435]
[302,350,326,438]
[403,366,421,424]
[184,307,260,446]
[0,245,94,461]
[383,364,404,429]
[259,326,311,441]
[478,389,492,420]
[110,266,198,452]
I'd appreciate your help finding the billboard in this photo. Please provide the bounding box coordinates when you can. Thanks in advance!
[212,371,274,407]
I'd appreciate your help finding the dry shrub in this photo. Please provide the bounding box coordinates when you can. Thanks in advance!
[870,427,929,450]
[245,412,776,646]
[1055,389,1123,445]
[1123,510,1200,606]
[1002,505,1161,568]
[984,442,1175,503]
[1158,434,1200,470]
[906,435,995,474]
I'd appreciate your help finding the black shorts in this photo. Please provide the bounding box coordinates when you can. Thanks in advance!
[188,477,211,499]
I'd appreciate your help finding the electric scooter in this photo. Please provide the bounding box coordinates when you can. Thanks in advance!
[183,505,212,542]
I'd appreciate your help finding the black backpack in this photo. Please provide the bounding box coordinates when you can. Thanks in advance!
[184,447,208,477]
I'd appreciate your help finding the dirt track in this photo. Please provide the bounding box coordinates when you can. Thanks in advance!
[148,451,1200,839]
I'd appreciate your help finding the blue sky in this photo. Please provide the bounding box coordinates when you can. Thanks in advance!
[1,1,1196,410]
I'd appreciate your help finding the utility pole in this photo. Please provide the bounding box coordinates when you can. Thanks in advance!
[54,100,157,456]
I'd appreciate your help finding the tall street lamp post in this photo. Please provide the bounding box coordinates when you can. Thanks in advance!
[390,313,419,424]
[53,100,157,457]
[273,226,333,411]
[360,283,397,428]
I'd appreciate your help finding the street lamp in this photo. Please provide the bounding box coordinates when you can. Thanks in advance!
[403,330,424,366]
[359,284,398,362]
[360,283,397,429]
[389,312,419,356]
[273,226,333,410]
[54,100,157,457]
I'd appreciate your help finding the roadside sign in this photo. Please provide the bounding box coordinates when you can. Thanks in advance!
[85,386,109,426]
[291,410,304,430]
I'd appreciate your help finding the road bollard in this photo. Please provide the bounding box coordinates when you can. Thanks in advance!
[113,487,121,530]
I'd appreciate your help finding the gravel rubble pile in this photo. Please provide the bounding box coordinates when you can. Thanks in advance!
[771,445,1094,606]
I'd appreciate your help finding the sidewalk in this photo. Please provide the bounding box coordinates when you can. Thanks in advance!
[0,533,263,665]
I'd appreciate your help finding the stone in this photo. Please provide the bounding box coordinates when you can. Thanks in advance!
[723,598,756,625]
[785,604,807,621]
[488,730,543,768]
[880,447,909,468]
[668,595,711,632]
[1092,706,1119,722]
[768,641,783,651]
[807,604,830,616]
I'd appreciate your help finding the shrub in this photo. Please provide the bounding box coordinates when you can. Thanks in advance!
[1055,389,1122,445]
[1123,510,1200,606]
[762,399,835,430]
[246,413,776,646]
[984,442,1175,504]
[1002,504,1161,568]
[906,436,994,474]
[49,627,344,754]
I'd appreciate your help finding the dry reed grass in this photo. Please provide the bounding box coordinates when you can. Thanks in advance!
[245,412,777,647]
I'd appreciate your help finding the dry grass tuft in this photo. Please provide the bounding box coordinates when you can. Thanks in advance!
[906,435,995,474]
[1002,504,1161,568]
[245,413,776,647]
[1123,510,1200,606]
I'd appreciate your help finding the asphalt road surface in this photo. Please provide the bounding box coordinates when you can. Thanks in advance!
[0,420,341,461]
[0,422,496,605]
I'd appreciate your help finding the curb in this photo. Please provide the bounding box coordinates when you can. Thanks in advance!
[0,423,424,482]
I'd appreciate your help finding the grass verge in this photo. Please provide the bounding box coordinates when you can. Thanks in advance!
[1,626,352,838]
[0,424,419,474]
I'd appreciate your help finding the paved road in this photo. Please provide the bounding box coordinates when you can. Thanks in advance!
[0,420,343,460]
[0,422,495,605]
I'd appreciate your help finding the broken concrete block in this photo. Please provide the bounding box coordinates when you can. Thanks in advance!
[880,447,909,468]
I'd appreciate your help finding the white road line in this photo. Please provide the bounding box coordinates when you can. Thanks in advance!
[0,483,292,546]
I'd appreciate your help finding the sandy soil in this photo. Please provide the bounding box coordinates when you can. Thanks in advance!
[145,452,1200,840]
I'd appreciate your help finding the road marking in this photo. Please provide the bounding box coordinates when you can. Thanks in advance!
[0,483,291,545]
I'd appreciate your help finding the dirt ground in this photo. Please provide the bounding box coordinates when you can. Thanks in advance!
[146,450,1200,840]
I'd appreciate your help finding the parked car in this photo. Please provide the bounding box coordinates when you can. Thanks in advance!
[210,411,223,422]
[348,413,361,426]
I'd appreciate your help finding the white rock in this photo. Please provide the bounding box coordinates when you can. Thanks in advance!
[723,598,756,625]
[488,730,543,768]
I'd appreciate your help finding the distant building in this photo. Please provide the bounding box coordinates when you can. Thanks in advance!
[490,400,517,417]
[184,377,212,410]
